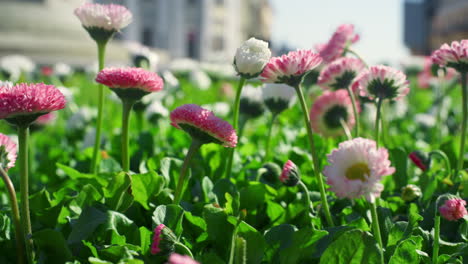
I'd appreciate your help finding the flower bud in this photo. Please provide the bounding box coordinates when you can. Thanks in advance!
[401,184,422,202]
[408,151,430,171]
[240,85,265,119]
[280,160,300,187]
[151,224,177,255]
[234,38,271,79]
[260,162,281,183]
[439,198,467,221]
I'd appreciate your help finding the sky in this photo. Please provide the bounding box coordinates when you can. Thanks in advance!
[270,0,410,65]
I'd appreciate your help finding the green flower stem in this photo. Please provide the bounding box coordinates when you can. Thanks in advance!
[374,98,383,147]
[298,181,315,230]
[263,113,278,162]
[429,150,452,180]
[18,125,33,264]
[340,118,353,140]
[174,140,202,204]
[0,167,25,264]
[90,42,107,174]
[225,77,246,178]
[433,215,441,264]
[370,201,384,264]
[346,86,360,137]
[228,217,242,264]
[175,242,194,258]
[294,84,334,227]
[347,49,369,68]
[121,100,135,172]
[456,72,467,177]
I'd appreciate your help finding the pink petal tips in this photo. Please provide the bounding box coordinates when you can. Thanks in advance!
[439,198,467,221]
[316,24,359,64]
[280,160,300,186]
[260,50,322,87]
[151,224,165,255]
[0,134,17,171]
[168,253,200,264]
[431,40,468,72]
[74,3,132,32]
[318,57,365,92]
[96,67,164,93]
[310,90,356,137]
[323,138,395,203]
[170,104,237,148]
[0,83,66,120]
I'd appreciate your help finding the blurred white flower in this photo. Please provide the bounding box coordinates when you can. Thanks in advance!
[262,83,296,114]
[57,86,75,104]
[190,69,211,90]
[241,84,263,101]
[363,98,408,125]
[0,55,35,81]
[145,100,169,119]
[168,58,198,73]
[66,106,97,131]
[415,113,436,127]
[125,41,159,72]
[240,84,265,118]
[200,62,236,78]
[162,70,179,90]
[54,63,72,77]
[202,102,230,117]
[0,81,14,88]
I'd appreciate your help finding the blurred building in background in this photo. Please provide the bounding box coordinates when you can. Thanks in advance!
[0,0,272,64]
[117,0,272,62]
[404,0,468,55]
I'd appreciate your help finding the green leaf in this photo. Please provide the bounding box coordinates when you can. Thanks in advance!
[319,229,380,264]
[203,204,235,259]
[388,148,408,191]
[280,228,328,263]
[160,157,183,188]
[239,182,266,211]
[34,229,73,264]
[264,224,297,261]
[403,203,423,240]
[139,227,152,256]
[213,178,239,208]
[104,172,133,212]
[57,163,107,186]
[152,204,185,236]
[237,221,267,264]
[235,237,247,264]
[132,171,164,209]
[388,236,422,264]
[202,176,216,203]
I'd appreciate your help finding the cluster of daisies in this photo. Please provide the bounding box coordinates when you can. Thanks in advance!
[0,2,466,264]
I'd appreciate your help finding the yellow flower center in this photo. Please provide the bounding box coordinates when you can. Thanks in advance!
[345,163,370,181]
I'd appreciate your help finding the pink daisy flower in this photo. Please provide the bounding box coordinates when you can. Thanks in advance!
[260,50,322,87]
[417,57,457,89]
[74,3,132,32]
[151,224,165,255]
[0,133,17,171]
[439,198,467,221]
[0,83,66,125]
[323,137,395,202]
[168,253,200,264]
[96,67,163,100]
[279,160,300,186]
[353,65,409,101]
[431,40,468,72]
[318,57,365,92]
[310,90,357,137]
[316,24,360,64]
[170,104,237,148]
[34,112,57,126]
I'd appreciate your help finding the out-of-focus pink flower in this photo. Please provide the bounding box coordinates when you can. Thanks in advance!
[279,160,300,186]
[96,67,163,93]
[34,112,57,126]
[417,57,457,89]
[316,24,359,64]
[0,134,17,170]
[431,40,468,71]
[310,90,357,137]
[318,57,365,92]
[0,83,66,120]
[170,104,237,148]
[40,66,53,77]
[323,137,395,202]
[353,65,409,101]
[439,198,467,221]
[260,50,322,87]
[408,151,430,171]
[74,3,132,32]
[151,224,165,255]
[168,253,199,264]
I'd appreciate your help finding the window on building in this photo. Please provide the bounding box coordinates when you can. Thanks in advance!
[142,28,154,47]
[187,0,197,5]
[215,0,224,5]
[212,36,224,51]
